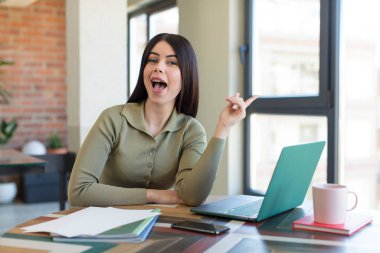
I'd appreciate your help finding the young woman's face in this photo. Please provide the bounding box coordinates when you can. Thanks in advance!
[143,40,182,108]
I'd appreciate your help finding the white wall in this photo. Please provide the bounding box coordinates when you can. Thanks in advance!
[66,0,127,151]
[178,0,245,195]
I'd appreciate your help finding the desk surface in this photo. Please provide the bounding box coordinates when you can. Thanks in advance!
[1,201,379,253]
[0,149,46,168]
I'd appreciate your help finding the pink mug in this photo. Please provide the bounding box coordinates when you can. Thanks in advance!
[312,184,358,224]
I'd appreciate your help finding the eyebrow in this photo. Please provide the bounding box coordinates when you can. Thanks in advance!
[149,52,177,58]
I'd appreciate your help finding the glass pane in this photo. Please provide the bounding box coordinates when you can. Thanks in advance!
[340,0,380,209]
[129,14,147,95]
[252,0,320,96]
[249,115,327,198]
[149,7,179,39]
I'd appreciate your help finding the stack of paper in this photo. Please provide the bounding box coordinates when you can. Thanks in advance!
[22,207,161,243]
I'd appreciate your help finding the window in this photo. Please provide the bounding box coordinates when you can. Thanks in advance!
[250,115,327,193]
[340,0,380,209]
[244,0,338,199]
[252,0,320,97]
[129,14,147,96]
[127,1,178,96]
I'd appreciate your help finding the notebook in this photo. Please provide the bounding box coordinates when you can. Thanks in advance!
[191,141,326,222]
[292,212,373,235]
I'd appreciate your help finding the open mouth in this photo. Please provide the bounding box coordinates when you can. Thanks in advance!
[152,79,167,89]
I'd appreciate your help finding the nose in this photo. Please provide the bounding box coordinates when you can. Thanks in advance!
[154,60,164,73]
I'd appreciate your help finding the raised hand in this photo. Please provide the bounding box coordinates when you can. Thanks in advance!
[214,93,259,139]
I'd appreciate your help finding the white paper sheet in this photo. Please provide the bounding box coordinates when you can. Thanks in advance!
[22,207,160,238]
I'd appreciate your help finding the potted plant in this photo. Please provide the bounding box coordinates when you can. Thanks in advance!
[0,120,18,205]
[0,58,14,104]
[0,119,17,145]
[0,56,17,144]
[0,175,18,204]
[47,132,67,154]
[0,56,18,204]
[0,57,17,144]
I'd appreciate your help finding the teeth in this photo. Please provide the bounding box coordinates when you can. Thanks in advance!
[152,79,167,89]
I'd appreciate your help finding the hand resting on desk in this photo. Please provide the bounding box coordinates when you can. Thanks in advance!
[147,189,184,204]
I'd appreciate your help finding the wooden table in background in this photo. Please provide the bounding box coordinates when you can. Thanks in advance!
[0,149,46,175]
[1,199,379,252]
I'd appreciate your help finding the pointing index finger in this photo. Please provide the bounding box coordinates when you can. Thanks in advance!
[244,95,259,107]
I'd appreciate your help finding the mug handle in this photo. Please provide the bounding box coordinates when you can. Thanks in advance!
[346,191,358,211]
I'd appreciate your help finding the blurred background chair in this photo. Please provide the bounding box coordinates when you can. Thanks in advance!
[22,152,75,210]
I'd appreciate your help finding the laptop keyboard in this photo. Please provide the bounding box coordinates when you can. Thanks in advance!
[223,199,264,217]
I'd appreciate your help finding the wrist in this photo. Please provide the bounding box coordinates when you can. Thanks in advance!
[213,121,231,139]
[146,189,155,203]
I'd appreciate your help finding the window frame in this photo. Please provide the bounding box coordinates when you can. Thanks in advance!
[243,0,341,195]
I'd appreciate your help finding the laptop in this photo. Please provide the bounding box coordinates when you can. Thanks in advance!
[191,141,326,222]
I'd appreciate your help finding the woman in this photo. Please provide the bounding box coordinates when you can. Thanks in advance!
[68,33,258,207]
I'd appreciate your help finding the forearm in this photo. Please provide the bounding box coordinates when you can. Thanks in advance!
[68,158,147,206]
[175,137,226,206]
[68,178,147,206]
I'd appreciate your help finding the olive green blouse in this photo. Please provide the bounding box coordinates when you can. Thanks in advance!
[68,102,226,207]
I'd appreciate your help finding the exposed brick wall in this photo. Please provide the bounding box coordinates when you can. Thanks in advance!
[0,0,66,150]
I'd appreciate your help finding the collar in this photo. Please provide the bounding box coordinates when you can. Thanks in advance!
[121,101,186,135]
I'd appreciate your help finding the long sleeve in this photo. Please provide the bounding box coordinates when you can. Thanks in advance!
[68,102,226,207]
[175,137,225,206]
[68,105,148,206]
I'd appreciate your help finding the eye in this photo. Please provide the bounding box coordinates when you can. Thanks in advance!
[147,58,158,63]
[167,60,178,66]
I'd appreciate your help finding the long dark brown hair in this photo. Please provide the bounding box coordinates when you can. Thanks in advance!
[127,33,199,117]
